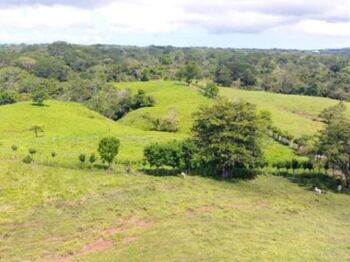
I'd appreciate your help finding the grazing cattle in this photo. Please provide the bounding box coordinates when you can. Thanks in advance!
[337,185,342,192]
[180,172,187,178]
[314,187,322,194]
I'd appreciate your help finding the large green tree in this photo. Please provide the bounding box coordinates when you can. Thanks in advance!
[316,102,350,187]
[192,99,267,178]
[176,63,202,85]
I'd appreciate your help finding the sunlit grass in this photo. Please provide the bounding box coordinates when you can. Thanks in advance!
[0,159,349,261]
[0,81,349,261]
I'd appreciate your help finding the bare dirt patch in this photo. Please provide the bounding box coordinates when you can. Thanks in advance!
[185,201,269,216]
[52,216,153,262]
[185,204,217,216]
[105,216,154,235]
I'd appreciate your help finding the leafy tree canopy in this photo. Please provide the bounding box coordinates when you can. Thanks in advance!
[192,99,267,178]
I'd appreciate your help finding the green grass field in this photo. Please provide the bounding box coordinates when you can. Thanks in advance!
[0,99,186,165]
[0,80,349,261]
[0,81,301,165]
[1,159,349,261]
[115,81,211,132]
[220,87,350,137]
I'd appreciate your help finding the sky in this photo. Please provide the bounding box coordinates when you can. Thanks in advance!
[1,0,350,49]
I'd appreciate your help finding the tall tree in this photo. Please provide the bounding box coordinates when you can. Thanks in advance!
[316,102,350,187]
[176,63,202,85]
[192,99,267,178]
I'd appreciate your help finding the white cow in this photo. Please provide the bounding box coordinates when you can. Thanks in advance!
[314,187,322,194]
[337,185,342,192]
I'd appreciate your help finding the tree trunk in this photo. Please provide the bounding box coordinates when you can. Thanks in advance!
[222,166,231,179]
[345,173,350,188]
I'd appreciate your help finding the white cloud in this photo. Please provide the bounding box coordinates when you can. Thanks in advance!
[0,0,350,39]
[296,20,350,37]
[0,5,92,28]
[97,1,185,33]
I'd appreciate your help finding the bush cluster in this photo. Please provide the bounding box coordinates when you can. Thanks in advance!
[144,108,179,132]
[143,139,196,171]
[0,91,17,105]
[273,159,314,172]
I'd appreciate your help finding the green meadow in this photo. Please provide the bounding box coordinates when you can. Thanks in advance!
[0,80,349,261]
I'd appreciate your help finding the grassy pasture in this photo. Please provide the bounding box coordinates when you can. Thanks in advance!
[220,87,350,137]
[119,80,350,138]
[115,80,211,132]
[0,80,349,261]
[0,100,186,165]
[0,81,303,166]
[0,159,349,261]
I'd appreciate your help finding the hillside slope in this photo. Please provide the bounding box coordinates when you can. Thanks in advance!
[116,80,350,138]
[2,80,336,164]
[0,100,185,163]
[1,81,349,261]
[221,87,350,137]
[115,81,210,132]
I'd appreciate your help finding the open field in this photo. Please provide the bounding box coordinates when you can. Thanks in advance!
[0,99,186,164]
[221,87,350,137]
[1,80,350,261]
[1,159,349,261]
[117,80,350,137]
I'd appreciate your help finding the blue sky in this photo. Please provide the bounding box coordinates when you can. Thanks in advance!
[1,0,350,49]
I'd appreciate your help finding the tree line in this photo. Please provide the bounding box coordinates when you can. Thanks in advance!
[2,42,350,109]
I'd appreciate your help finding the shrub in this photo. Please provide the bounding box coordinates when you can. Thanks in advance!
[98,137,120,168]
[179,139,197,171]
[143,143,164,168]
[79,154,86,164]
[29,148,37,156]
[144,139,197,171]
[11,144,18,152]
[23,155,33,164]
[302,161,314,172]
[132,89,155,108]
[51,152,57,158]
[284,161,291,171]
[0,91,16,105]
[203,82,219,98]
[147,108,179,132]
[291,159,299,173]
[89,153,97,165]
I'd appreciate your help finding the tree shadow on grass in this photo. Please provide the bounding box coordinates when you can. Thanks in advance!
[93,164,109,171]
[31,103,50,107]
[277,171,350,194]
[140,167,260,181]
[140,168,180,177]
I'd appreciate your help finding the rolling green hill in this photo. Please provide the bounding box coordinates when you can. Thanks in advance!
[1,81,350,261]
[115,81,211,132]
[117,80,350,138]
[220,87,350,137]
[0,100,185,164]
[0,81,309,166]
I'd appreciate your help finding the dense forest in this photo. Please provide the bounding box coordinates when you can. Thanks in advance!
[2,42,350,115]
